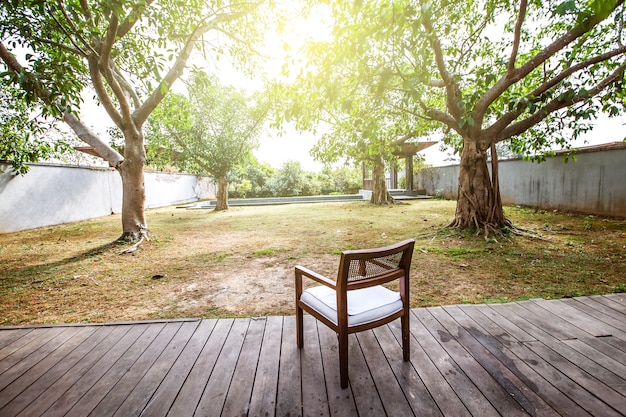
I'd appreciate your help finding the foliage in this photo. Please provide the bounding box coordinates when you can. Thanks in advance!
[146,71,266,179]
[0,88,71,175]
[229,157,362,198]
[0,0,274,236]
[285,0,625,226]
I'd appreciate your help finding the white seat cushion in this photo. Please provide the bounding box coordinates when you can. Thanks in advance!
[300,285,403,327]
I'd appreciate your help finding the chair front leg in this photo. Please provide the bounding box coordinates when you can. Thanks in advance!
[296,304,304,348]
[401,314,410,361]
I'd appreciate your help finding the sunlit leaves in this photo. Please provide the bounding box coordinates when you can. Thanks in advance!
[146,71,266,178]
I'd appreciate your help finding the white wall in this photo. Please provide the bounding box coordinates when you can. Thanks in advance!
[0,163,215,233]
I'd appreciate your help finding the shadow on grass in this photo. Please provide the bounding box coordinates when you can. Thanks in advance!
[2,240,127,282]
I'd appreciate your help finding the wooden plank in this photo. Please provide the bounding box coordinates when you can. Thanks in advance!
[0,329,34,350]
[357,329,414,416]
[459,304,592,417]
[248,315,283,417]
[0,325,96,410]
[299,315,330,417]
[531,299,626,339]
[166,319,233,417]
[422,307,531,417]
[589,294,626,313]
[439,305,559,417]
[316,322,357,417]
[389,312,471,417]
[0,327,68,369]
[510,300,579,340]
[605,293,626,306]
[221,317,266,417]
[501,301,624,361]
[140,319,217,417]
[575,296,626,322]
[561,298,626,333]
[346,331,386,416]
[0,326,82,391]
[74,321,183,417]
[112,320,201,417]
[194,318,250,416]
[524,340,626,414]
[412,308,501,417]
[13,324,137,417]
[466,304,626,390]
[47,322,165,417]
[276,315,302,417]
[491,303,619,417]
[562,338,626,380]
[373,322,443,417]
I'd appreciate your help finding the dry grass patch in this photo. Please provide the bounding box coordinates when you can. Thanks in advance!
[0,200,624,325]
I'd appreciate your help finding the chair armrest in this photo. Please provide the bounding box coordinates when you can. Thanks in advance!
[295,265,335,288]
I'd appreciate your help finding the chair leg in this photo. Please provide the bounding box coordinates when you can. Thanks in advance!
[401,314,410,361]
[296,305,304,348]
[339,331,349,389]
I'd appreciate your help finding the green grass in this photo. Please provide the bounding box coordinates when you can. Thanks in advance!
[0,200,624,326]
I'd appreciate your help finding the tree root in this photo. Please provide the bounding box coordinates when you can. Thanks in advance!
[119,235,148,254]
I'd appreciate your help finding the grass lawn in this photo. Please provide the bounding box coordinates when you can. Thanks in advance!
[0,199,624,326]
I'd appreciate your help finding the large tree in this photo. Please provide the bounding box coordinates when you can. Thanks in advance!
[0,0,268,241]
[292,0,625,230]
[147,71,267,210]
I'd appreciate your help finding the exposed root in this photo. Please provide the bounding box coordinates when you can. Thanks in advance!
[118,225,151,254]
[119,236,144,254]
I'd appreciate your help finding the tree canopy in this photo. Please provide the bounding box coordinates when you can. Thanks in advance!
[282,0,625,229]
[0,0,273,240]
[146,71,267,210]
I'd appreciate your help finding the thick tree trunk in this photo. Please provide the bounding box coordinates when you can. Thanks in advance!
[215,176,229,211]
[370,155,395,205]
[117,128,148,241]
[450,139,510,230]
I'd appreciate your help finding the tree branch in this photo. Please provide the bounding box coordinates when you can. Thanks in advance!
[134,4,263,125]
[0,41,124,166]
[88,53,124,126]
[420,2,463,121]
[486,45,626,137]
[508,0,527,74]
[474,0,622,123]
[497,62,626,140]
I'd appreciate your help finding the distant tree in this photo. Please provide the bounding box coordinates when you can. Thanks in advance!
[234,159,276,197]
[0,0,269,241]
[147,71,268,210]
[269,160,306,197]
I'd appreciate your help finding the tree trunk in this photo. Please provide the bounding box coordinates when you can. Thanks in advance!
[450,139,510,230]
[215,176,229,211]
[370,155,395,205]
[117,128,148,241]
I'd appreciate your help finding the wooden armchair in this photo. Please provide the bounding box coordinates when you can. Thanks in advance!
[295,239,415,388]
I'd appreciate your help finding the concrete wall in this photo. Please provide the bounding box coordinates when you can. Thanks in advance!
[0,163,215,233]
[416,144,626,218]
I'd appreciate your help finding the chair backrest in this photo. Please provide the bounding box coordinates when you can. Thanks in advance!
[337,239,415,291]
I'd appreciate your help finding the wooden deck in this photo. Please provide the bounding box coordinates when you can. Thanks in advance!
[0,294,624,417]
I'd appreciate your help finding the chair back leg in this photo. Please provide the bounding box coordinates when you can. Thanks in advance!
[339,332,349,388]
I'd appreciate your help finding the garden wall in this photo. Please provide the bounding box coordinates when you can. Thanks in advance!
[416,142,626,218]
[0,162,215,233]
